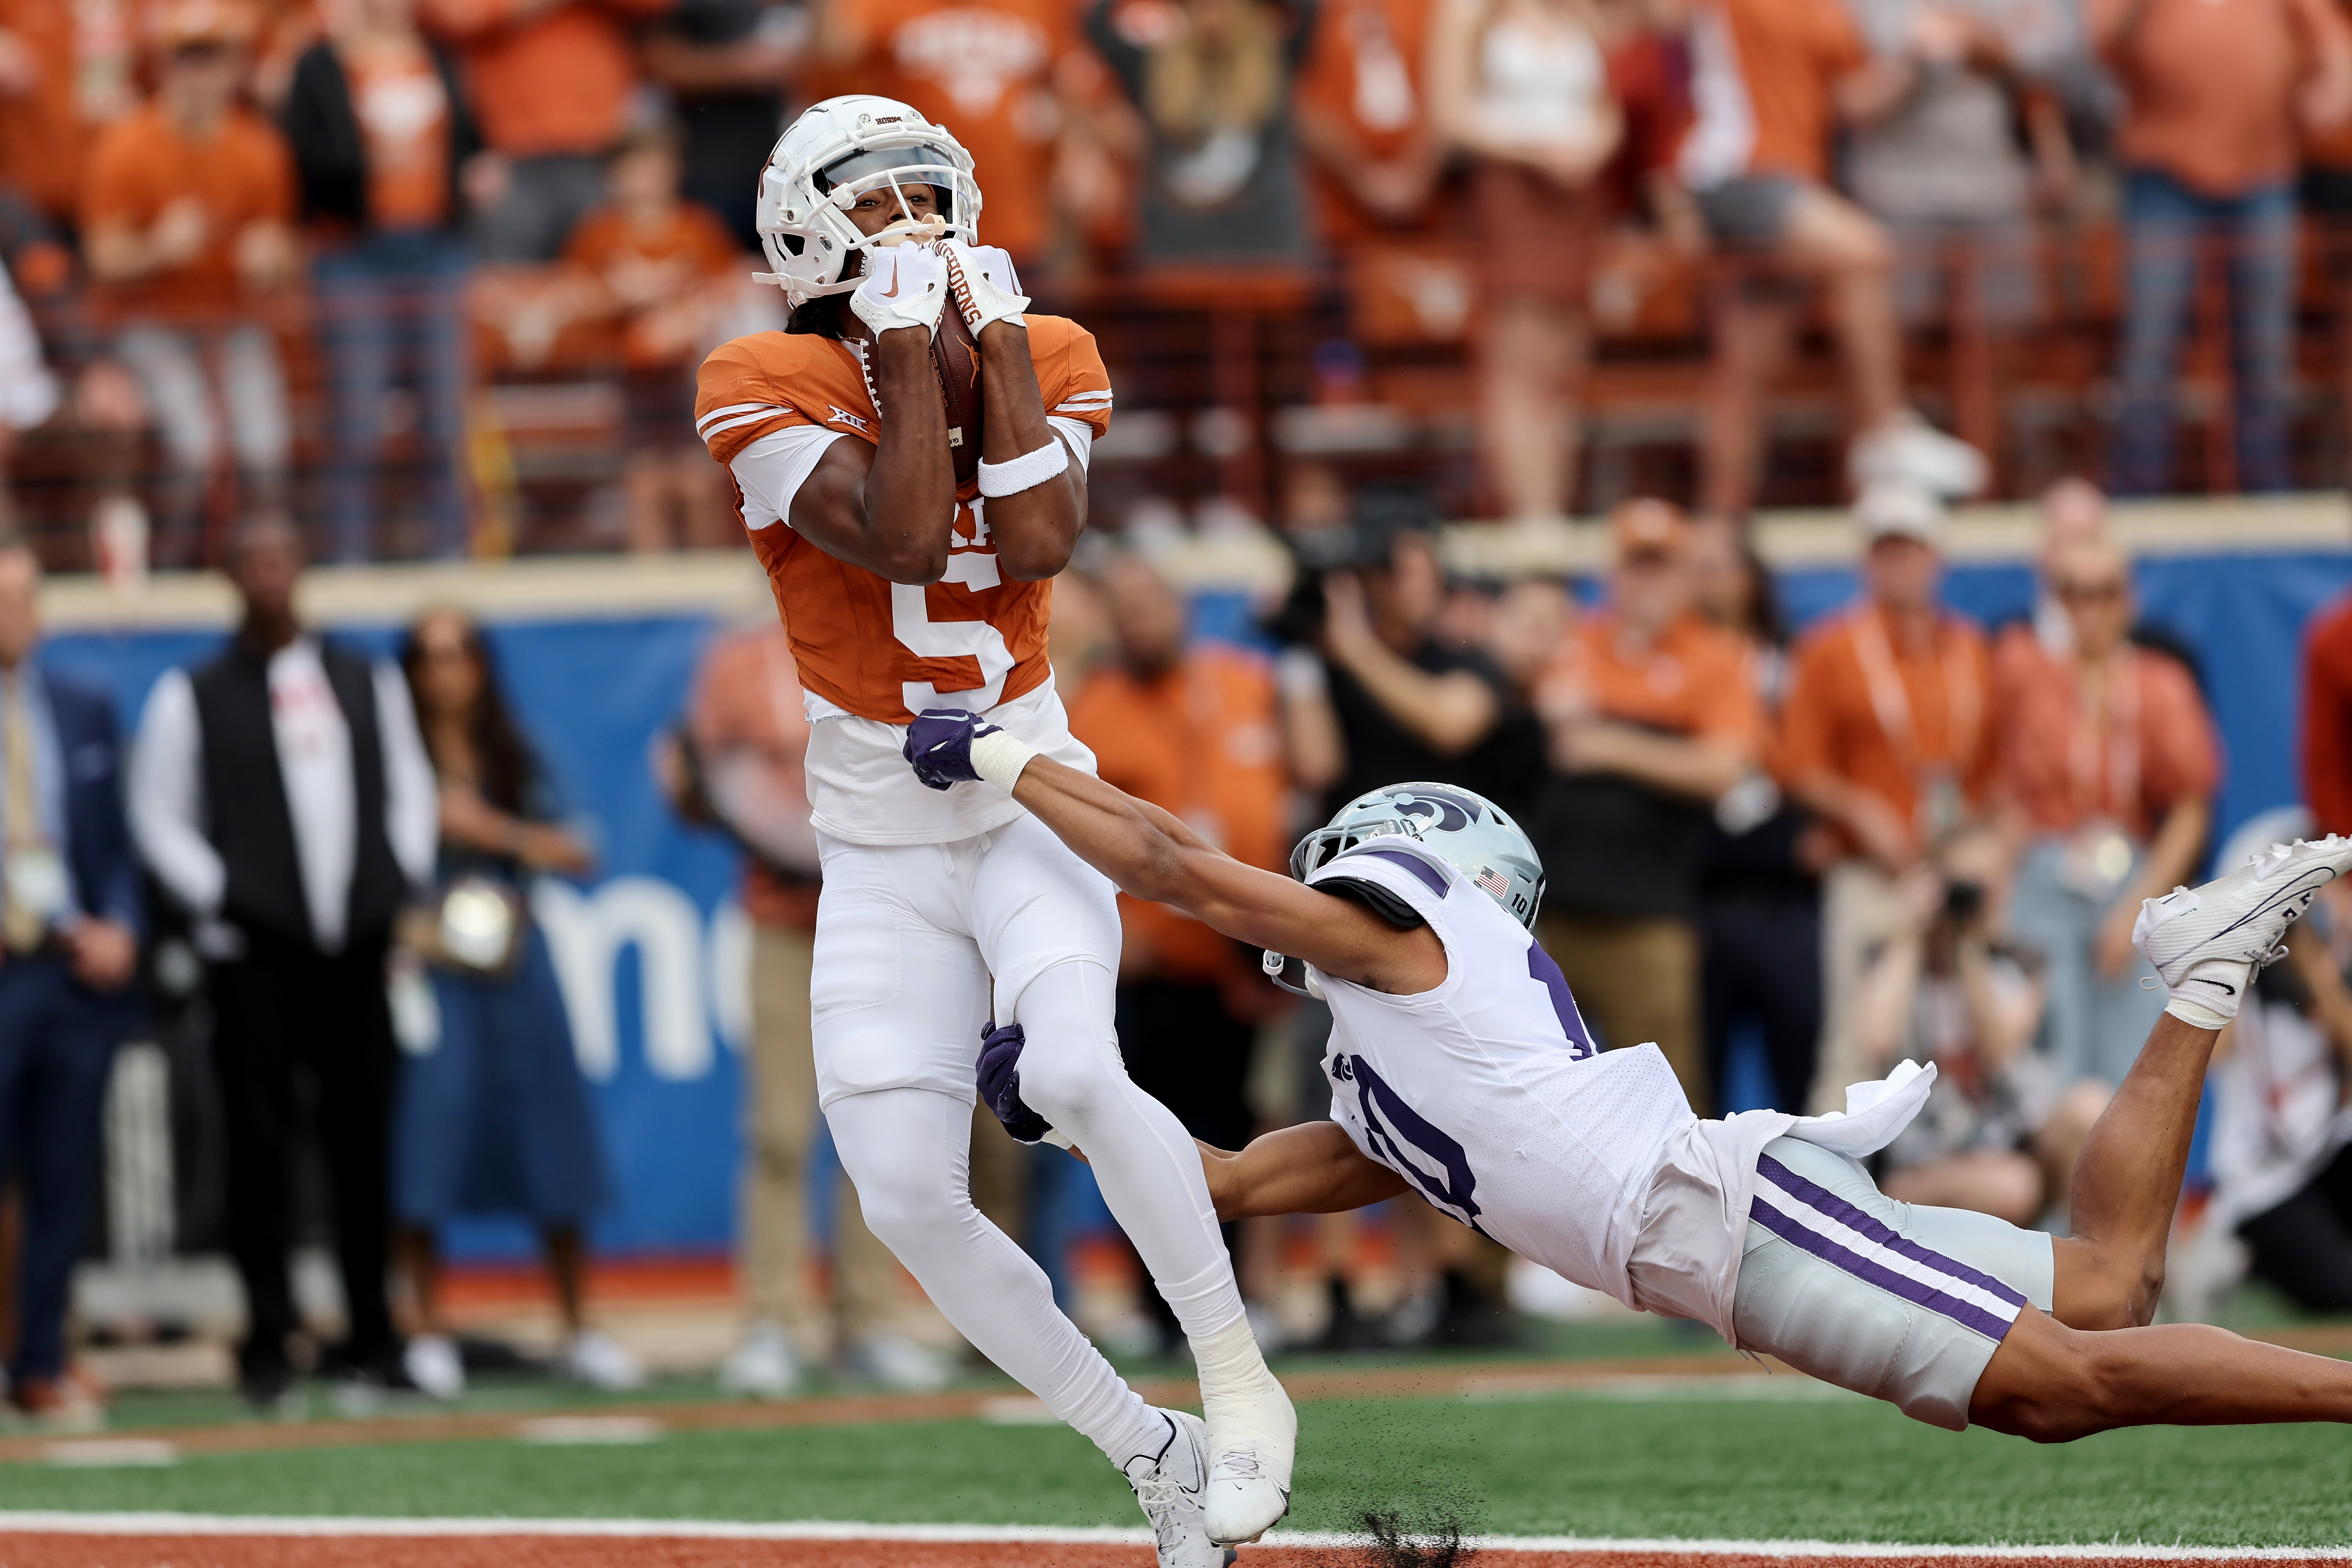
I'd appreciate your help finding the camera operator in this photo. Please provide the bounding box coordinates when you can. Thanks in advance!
[1852,829,2108,1227]
[1268,487,1518,817]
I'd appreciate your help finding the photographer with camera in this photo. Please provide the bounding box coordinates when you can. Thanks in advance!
[1852,829,2108,1227]
[1267,486,1520,818]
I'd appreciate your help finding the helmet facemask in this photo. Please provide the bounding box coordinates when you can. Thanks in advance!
[754,105,984,308]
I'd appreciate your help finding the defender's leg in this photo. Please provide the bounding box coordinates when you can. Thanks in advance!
[1971,1305,2352,1441]
[2054,836,2352,1328]
[2052,1014,2219,1328]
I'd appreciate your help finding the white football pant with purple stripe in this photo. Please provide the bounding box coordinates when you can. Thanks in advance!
[1732,1136,2056,1430]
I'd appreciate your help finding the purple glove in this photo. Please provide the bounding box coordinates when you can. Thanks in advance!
[905,707,1002,792]
[976,1019,1054,1145]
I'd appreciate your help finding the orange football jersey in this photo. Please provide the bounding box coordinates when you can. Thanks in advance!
[695,315,1114,725]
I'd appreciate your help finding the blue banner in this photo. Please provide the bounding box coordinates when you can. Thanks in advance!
[42,545,2352,1257]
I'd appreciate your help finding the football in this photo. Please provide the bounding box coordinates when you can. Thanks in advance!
[932,306,985,489]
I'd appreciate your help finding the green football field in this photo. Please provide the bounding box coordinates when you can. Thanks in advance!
[10,1376,2352,1548]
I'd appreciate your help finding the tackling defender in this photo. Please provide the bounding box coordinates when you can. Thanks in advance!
[694,98,1291,1563]
[908,706,2352,1440]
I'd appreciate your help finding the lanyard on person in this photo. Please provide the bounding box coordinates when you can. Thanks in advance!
[1851,605,1980,837]
[2069,649,2140,830]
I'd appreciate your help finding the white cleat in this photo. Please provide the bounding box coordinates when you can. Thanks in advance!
[839,1331,951,1392]
[716,1320,801,1400]
[1124,1410,1236,1568]
[1204,1441,1292,1546]
[402,1333,465,1402]
[1193,1314,1297,1545]
[564,1328,646,1392]
[2134,835,2352,987]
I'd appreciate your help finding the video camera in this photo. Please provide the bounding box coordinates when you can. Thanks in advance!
[1262,482,1442,648]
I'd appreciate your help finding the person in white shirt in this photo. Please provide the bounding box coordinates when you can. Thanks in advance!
[128,515,436,1409]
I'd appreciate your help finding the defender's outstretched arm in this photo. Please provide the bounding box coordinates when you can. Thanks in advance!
[1196,1124,1409,1221]
[1008,753,1447,996]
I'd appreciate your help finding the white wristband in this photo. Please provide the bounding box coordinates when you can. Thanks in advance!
[976,436,1069,498]
[970,729,1040,792]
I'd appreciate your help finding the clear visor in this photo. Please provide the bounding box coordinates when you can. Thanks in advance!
[818,146,977,229]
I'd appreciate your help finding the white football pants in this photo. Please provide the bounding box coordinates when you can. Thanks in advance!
[811,815,1246,1464]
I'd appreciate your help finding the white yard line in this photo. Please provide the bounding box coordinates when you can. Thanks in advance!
[0,1515,2344,1557]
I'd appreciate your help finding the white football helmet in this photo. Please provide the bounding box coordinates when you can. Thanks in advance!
[752,94,984,308]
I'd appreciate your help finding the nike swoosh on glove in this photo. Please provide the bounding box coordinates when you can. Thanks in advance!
[904,707,998,790]
[849,242,949,339]
[939,239,1030,335]
[977,1020,1055,1144]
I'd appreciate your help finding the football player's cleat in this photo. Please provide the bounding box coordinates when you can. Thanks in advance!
[848,242,948,340]
[1195,1315,1295,1545]
[940,240,1030,336]
[1126,1410,1237,1568]
[2134,835,2352,987]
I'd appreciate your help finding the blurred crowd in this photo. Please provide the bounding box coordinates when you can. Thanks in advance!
[8,0,2352,562]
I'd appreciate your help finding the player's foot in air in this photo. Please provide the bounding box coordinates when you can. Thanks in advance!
[1194,1317,1295,1544]
[1124,1409,1235,1568]
[2134,834,2352,1003]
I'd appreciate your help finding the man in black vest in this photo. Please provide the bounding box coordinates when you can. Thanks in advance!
[128,517,437,1408]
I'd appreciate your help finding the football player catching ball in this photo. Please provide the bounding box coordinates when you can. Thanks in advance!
[693,97,1292,1566]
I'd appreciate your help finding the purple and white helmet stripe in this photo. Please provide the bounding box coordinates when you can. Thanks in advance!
[1750,1153,2027,1343]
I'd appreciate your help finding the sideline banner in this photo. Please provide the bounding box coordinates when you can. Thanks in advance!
[45,546,2352,1257]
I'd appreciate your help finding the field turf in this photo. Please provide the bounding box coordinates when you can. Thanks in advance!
[8,1382,2352,1548]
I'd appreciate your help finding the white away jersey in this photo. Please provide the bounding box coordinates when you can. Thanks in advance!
[1308,838,1698,1311]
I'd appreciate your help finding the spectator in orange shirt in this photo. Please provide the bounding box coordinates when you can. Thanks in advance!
[1778,481,1998,1110]
[2092,0,2352,494]
[822,0,1082,270]
[0,0,140,225]
[1293,0,1440,246]
[1527,500,1764,1111]
[81,0,298,567]
[561,123,745,551]
[1065,551,1290,1348]
[1999,535,2218,1088]
[1679,0,1987,518]
[285,0,484,561]
[423,0,678,261]
[662,622,947,1395]
[2306,588,2352,838]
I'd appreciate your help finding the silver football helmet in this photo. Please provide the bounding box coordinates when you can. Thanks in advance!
[751,94,984,308]
[1263,783,1546,996]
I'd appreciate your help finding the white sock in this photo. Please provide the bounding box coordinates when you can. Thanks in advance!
[2166,957,2254,1031]
[1190,1312,1294,1461]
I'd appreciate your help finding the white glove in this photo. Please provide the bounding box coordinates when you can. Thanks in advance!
[848,242,949,339]
[940,239,1030,334]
